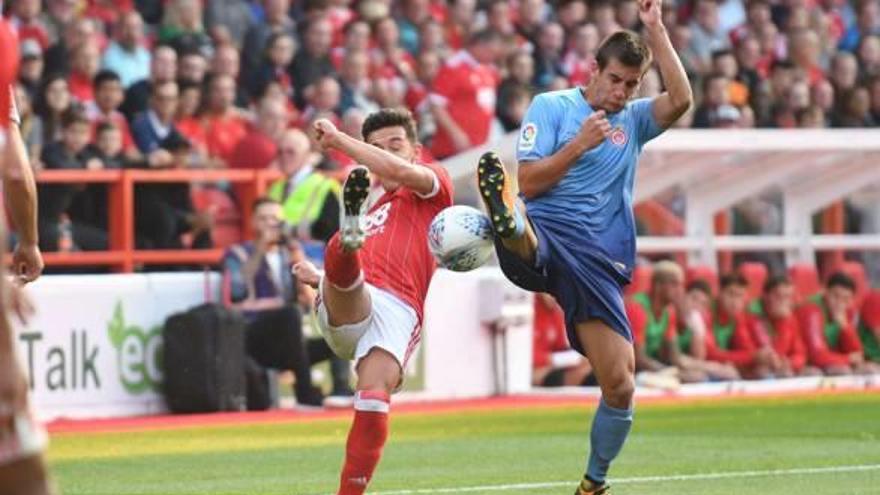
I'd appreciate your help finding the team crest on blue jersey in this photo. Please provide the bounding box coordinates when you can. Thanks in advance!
[519,123,537,150]
[610,127,627,146]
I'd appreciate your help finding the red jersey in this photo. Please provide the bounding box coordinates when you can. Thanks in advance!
[703,308,758,367]
[533,297,569,369]
[429,50,499,159]
[360,162,454,322]
[204,112,249,165]
[747,309,807,372]
[0,19,19,131]
[796,298,862,369]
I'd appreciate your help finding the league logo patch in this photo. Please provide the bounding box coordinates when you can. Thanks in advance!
[519,123,538,150]
[610,127,627,146]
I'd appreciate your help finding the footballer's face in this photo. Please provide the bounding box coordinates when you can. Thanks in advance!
[365,125,421,191]
[825,286,854,318]
[719,285,747,316]
[655,275,684,306]
[591,58,645,113]
[766,284,794,318]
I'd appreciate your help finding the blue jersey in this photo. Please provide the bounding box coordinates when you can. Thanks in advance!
[516,88,664,277]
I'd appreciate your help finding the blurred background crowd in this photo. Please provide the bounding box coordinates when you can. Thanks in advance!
[3,0,879,263]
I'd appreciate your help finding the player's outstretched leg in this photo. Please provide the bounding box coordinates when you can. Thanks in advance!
[337,349,399,495]
[476,152,538,263]
[575,321,636,495]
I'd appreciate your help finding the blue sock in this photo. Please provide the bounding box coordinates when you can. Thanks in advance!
[586,399,634,484]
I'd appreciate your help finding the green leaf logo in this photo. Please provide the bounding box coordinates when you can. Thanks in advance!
[108,302,126,349]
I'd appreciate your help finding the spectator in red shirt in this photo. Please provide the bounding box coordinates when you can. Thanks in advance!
[330,19,371,69]
[298,76,342,128]
[533,293,593,387]
[9,0,50,51]
[429,29,501,159]
[202,74,248,167]
[704,274,775,378]
[796,272,880,375]
[68,40,101,106]
[788,29,825,86]
[178,49,209,85]
[88,70,136,154]
[748,276,821,377]
[174,79,208,156]
[444,0,477,51]
[563,23,600,87]
[230,97,288,170]
[371,16,417,108]
[248,32,296,103]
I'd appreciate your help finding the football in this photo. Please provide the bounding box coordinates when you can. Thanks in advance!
[428,205,495,272]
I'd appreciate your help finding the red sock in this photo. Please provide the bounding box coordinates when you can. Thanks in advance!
[325,234,363,290]
[338,391,390,495]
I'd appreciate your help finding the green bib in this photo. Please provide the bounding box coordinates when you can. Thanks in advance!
[712,306,736,350]
[858,321,880,362]
[808,294,843,349]
[633,292,670,359]
[268,173,341,232]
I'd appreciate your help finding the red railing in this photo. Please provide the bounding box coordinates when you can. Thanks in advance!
[36,169,283,272]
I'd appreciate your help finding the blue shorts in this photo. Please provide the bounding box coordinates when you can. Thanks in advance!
[494,218,633,355]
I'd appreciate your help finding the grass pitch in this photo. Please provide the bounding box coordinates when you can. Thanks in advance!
[49,393,880,494]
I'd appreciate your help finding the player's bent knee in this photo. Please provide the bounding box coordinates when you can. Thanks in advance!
[600,372,635,409]
[356,348,402,394]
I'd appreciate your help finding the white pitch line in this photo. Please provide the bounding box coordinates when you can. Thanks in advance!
[357,463,880,495]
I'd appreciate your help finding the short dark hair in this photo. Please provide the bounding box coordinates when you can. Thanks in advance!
[719,273,748,290]
[468,29,501,47]
[61,104,90,128]
[362,108,418,143]
[595,30,652,71]
[252,196,281,214]
[711,49,734,61]
[687,279,713,296]
[826,272,856,292]
[702,72,728,92]
[763,275,791,295]
[93,69,121,89]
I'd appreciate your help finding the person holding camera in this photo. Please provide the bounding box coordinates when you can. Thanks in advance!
[222,197,330,407]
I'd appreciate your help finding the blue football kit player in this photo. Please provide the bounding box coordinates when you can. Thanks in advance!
[476,1,692,493]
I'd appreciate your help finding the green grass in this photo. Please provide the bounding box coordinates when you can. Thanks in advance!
[50,393,880,495]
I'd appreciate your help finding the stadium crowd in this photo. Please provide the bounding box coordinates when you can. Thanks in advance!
[3,0,880,257]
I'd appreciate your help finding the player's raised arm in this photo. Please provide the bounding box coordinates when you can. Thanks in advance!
[640,0,693,129]
[313,118,436,197]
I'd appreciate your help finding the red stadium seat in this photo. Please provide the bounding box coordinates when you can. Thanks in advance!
[788,264,821,303]
[190,186,242,249]
[626,264,653,296]
[686,265,718,295]
[738,262,768,302]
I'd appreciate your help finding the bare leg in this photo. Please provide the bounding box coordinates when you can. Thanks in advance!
[576,321,635,489]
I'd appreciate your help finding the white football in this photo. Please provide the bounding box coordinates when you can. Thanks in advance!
[428,205,494,272]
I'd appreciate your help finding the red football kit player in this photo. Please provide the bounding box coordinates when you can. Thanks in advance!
[748,277,819,377]
[0,16,55,495]
[295,109,453,495]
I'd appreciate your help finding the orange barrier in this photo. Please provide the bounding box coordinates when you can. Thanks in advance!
[36,169,283,272]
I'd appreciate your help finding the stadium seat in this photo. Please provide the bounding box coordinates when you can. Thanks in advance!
[788,264,821,303]
[686,265,718,295]
[190,186,242,249]
[738,262,768,302]
[626,264,653,295]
